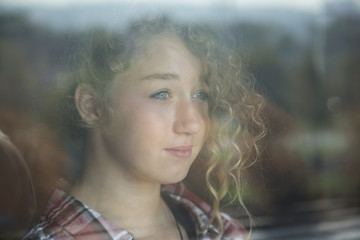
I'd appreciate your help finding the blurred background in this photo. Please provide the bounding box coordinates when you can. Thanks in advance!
[0,0,359,239]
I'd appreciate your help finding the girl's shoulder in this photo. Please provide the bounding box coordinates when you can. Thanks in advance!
[161,184,249,240]
[22,189,134,240]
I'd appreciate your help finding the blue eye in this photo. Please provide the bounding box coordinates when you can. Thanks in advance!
[194,91,210,101]
[151,90,170,100]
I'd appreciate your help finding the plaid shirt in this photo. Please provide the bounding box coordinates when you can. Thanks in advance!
[23,184,248,240]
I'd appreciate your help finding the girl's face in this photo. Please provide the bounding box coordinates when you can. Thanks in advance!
[102,36,209,184]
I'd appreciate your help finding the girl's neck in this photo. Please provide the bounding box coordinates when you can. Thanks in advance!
[69,132,168,237]
[70,158,163,224]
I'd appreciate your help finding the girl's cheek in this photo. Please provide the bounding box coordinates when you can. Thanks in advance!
[128,102,173,126]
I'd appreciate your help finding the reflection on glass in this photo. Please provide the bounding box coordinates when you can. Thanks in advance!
[0,0,360,239]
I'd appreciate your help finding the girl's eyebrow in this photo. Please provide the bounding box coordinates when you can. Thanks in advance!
[140,73,179,81]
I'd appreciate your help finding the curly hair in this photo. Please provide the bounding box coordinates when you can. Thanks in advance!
[57,16,265,239]
[182,21,265,237]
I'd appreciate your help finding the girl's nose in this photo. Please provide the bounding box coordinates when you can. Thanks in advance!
[173,100,202,135]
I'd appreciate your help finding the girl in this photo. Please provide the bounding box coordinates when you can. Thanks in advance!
[23,16,264,240]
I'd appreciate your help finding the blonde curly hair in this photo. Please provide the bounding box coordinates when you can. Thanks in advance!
[60,16,265,238]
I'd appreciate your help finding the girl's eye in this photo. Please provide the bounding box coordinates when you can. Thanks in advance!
[194,91,210,102]
[150,90,170,100]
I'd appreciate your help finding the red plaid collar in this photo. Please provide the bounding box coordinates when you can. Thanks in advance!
[23,184,247,240]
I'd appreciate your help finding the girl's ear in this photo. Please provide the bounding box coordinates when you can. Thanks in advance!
[75,84,100,125]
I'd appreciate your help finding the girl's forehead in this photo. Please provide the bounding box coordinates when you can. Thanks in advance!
[114,34,206,88]
[134,35,187,58]
[130,35,201,69]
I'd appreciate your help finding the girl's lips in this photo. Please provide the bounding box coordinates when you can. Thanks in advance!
[165,146,193,158]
